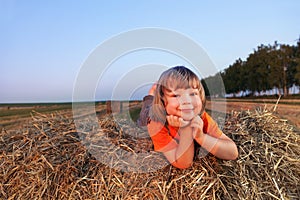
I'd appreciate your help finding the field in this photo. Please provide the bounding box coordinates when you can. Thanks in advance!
[206,98,300,130]
[0,103,73,128]
[1,98,299,130]
[0,99,299,199]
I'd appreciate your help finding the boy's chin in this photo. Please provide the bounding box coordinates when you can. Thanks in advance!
[181,115,194,121]
[180,111,200,121]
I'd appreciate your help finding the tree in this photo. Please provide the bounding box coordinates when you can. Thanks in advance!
[202,73,225,97]
[294,37,300,92]
[208,39,300,97]
[222,58,245,96]
[243,44,273,96]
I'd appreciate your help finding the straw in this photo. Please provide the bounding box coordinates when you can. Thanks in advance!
[0,107,299,199]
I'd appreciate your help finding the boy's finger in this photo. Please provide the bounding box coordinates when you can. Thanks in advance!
[179,118,190,127]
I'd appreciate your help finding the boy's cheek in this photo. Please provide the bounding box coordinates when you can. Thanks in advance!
[196,105,203,115]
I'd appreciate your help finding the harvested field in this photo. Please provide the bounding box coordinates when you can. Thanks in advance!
[206,99,300,129]
[1,107,299,199]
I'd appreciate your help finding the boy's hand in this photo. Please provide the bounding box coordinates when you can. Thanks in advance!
[190,115,204,139]
[166,115,190,127]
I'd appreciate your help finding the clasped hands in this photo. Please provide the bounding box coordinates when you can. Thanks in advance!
[166,115,204,139]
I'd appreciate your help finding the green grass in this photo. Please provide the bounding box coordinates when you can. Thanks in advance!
[129,107,142,122]
[0,101,142,128]
[0,104,73,118]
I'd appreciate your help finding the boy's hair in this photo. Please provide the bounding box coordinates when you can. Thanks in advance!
[150,66,206,124]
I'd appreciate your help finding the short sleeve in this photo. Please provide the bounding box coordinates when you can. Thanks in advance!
[147,121,178,152]
[202,112,223,138]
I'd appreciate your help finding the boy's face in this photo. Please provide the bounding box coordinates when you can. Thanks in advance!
[163,87,202,121]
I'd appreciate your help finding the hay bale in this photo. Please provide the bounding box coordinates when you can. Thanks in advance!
[219,108,300,199]
[0,108,299,199]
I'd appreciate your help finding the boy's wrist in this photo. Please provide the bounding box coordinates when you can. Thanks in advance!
[193,129,205,143]
[178,127,194,139]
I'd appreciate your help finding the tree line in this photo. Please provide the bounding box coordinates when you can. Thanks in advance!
[202,38,300,97]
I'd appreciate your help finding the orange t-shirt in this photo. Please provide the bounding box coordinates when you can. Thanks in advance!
[148,111,223,152]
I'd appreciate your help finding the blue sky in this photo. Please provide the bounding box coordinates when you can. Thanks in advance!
[1,0,299,103]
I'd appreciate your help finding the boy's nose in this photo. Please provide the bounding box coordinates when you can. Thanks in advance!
[180,95,191,104]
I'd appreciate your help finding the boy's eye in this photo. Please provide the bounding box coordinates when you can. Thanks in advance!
[169,93,179,98]
[190,92,197,96]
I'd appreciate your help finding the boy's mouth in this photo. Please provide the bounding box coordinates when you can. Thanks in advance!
[179,108,194,113]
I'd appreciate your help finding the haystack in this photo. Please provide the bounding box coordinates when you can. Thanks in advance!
[0,108,299,199]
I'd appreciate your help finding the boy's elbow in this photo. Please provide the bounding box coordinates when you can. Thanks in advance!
[224,140,238,160]
[231,151,239,160]
[171,161,193,169]
[228,146,239,160]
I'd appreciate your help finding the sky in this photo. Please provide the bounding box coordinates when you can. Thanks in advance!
[1,0,299,103]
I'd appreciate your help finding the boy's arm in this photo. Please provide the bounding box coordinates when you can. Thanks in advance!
[194,133,238,160]
[191,116,238,160]
[148,121,195,169]
[163,128,195,169]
